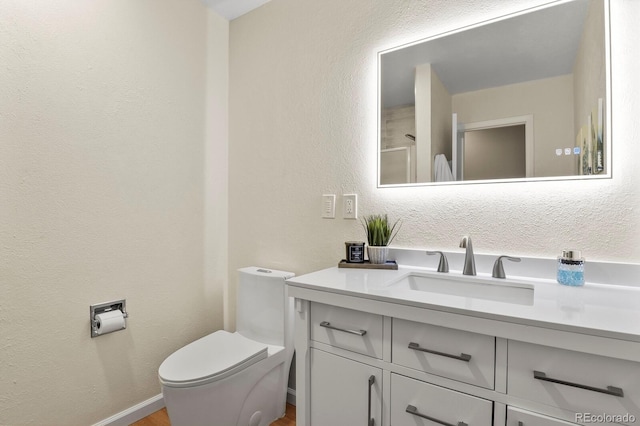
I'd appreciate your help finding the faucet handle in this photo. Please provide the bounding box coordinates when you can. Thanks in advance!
[492,255,521,279]
[426,251,449,273]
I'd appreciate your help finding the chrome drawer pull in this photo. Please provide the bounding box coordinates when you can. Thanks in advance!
[533,371,624,397]
[319,321,367,336]
[406,405,468,426]
[408,342,472,362]
[368,375,375,426]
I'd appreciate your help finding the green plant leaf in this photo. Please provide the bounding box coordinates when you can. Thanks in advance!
[361,214,401,246]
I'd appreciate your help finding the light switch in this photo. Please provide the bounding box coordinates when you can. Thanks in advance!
[322,194,336,219]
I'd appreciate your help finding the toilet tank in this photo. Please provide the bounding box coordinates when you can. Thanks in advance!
[236,267,295,347]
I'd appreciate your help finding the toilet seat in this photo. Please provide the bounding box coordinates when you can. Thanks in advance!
[159,330,268,388]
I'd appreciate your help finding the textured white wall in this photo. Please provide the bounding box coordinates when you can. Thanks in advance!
[430,68,453,168]
[228,0,640,329]
[0,1,227,424]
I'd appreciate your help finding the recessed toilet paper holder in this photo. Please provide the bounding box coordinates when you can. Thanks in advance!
[90,299,129,338]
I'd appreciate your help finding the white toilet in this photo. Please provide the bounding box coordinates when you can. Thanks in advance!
[158,267,295,426]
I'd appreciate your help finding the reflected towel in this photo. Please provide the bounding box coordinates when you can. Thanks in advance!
[434,154,455,182]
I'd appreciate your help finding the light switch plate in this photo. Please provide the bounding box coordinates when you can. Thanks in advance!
[322,194,336,219]
[343,194,357,219]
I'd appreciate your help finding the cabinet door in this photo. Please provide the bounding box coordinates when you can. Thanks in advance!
[310,348,382,426]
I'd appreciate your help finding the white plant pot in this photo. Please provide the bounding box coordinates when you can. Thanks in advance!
[367,246,389,264]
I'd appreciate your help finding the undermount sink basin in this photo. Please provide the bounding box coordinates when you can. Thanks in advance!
[389,272,534,305]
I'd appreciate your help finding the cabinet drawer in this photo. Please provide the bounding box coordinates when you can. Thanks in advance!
[507,407,579,426]
[310,302,383,359]
[391,373,493,426]
[508,340,640,422]
[392,318,495,389]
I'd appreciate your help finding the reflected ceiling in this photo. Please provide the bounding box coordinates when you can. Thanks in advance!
[381,1,589,109]
[203,0,271,20]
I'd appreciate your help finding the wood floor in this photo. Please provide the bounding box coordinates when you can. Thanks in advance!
[130,403,296,426]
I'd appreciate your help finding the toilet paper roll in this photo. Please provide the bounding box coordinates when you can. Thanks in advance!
[95,309,125,335]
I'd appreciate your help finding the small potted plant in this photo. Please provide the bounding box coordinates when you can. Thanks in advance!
[361,214,401,264]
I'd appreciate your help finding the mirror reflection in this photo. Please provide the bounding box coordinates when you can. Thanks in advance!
[378,0,610,186]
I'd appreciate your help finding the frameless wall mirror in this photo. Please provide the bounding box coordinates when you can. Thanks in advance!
[378,0,611,186]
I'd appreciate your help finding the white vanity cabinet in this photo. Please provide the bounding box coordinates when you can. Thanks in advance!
[287,267,640,426]
[299,301,501,426]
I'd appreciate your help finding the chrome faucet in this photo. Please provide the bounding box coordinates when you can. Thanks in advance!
[492,255,521,279]
[459,236,476,276]
[426,251,449,273]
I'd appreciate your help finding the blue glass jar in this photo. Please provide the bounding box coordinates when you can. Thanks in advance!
[557,250,585,286]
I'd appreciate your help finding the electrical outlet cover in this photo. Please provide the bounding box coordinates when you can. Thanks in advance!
[343,194,357,219]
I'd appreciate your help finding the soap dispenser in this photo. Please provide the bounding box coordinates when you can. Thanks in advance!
[557,250,585,286]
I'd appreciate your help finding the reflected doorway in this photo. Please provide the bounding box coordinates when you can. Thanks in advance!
[453,115,534,181]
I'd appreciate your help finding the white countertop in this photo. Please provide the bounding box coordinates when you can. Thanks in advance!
[287,265,640,342]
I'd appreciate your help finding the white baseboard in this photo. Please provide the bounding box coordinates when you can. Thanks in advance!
[286,387,296,406]
[92,394,165,426]
[93,388,291,425]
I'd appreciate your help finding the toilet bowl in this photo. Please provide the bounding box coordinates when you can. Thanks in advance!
[159,267,294,426]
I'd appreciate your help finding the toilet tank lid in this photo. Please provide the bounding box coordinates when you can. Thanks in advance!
[158,330,268,388]
[238,266,294,280]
